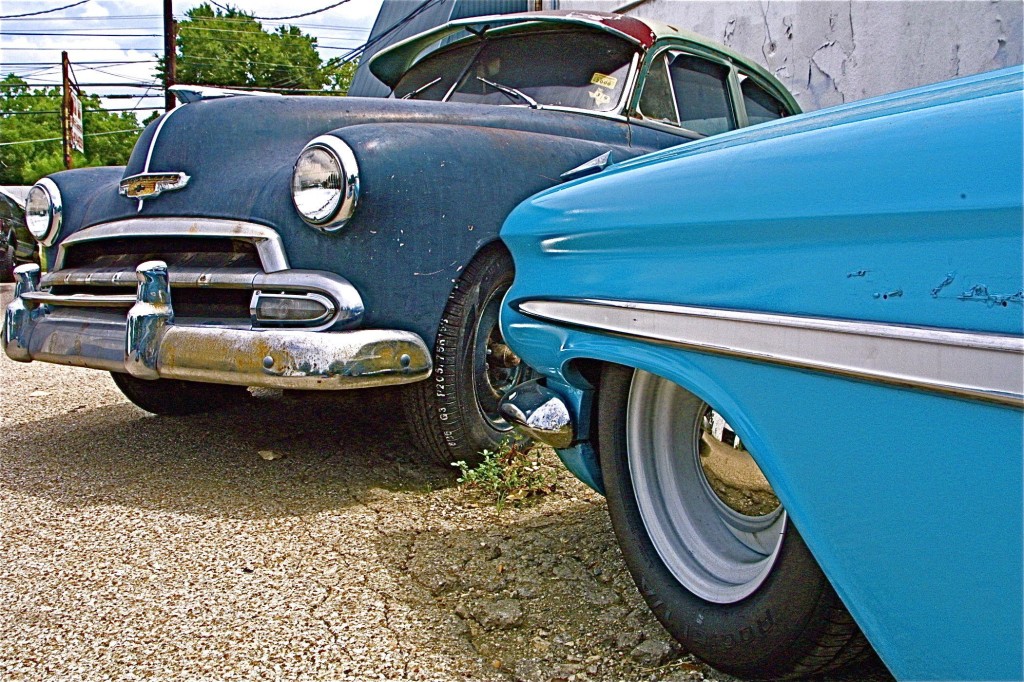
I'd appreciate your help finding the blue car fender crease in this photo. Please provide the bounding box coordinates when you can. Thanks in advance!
[498,66,1024,681]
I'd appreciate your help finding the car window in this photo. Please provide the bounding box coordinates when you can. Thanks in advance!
[637,53,678,124]
[393,42,474,102]
[394,29,637,112]
[668,54,734,136]
[740,75,788,125]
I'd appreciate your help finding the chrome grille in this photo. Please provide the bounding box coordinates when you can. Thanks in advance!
[61,237,261,270]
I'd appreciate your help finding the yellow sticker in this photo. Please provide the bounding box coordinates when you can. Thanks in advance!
[591,73,618,89]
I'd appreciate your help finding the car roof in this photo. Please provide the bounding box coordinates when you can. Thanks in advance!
[369,9,783,95]
[0,186,28,207]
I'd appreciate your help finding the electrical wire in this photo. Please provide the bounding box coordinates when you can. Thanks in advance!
[1,107,163,115]
[0,60,158,66]
[0,32,163,37]
[335,0,440,63]
[206,0,353,22]
[0,0,90,20]
[0,127,143,147]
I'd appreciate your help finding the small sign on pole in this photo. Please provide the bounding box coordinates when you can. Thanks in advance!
[68,88,84,154]
[60,51,84,168]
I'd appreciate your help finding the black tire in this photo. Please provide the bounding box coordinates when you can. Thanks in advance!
[111,372,251,416]
[0,245,14,283]
[403,245,531,467]
[596,363,871,680]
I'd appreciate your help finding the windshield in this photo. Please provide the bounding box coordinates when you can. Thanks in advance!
[393,28,637,113]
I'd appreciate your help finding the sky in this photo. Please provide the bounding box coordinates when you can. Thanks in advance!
[0,0,386,117]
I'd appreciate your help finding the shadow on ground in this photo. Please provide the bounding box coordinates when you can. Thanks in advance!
[0,386,452,520]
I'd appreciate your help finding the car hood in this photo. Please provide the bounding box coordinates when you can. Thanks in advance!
[123,94,632,180]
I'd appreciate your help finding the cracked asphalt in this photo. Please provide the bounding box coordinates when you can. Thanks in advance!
[0,312,894,681]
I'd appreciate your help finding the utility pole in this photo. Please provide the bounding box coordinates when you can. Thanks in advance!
[61,51,72,170]
[163,0,176,112]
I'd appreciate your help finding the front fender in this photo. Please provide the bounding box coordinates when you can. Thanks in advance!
[288,121,639,343]
[502,305,1023,682]
[38,166,125,264]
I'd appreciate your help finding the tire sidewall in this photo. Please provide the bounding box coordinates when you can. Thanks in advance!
[431,247,520,463]
[597,363,834,678]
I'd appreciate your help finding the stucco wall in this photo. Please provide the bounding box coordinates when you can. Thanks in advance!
[559,0,1023,110]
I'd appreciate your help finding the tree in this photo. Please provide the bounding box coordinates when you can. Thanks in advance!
[158,3,357,95]
[0,74,144,185]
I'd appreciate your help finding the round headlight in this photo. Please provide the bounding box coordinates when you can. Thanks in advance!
[25,178,62,245]
[291,135,359,231]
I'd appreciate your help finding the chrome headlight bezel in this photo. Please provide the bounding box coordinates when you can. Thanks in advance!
[25,178,62,246]
[291,135,360,232]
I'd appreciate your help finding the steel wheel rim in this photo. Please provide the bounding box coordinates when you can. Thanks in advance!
[472,283,525,430]
[626,370,786,603]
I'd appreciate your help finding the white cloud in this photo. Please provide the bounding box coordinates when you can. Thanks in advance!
[1,0,385,120]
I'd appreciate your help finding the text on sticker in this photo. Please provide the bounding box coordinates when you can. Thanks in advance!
[590,73,618,89]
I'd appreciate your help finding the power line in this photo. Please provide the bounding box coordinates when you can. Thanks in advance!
[0,127,143,147]
[330,0,438,65]
[2,107,163,115]
[0,47,165,51]
[11,92,162,98]
[0,82,161,88]
[1,60,158,66]
[3,14,162,21]
[0,31,163,37]
[0,0,90,20]
[206,0,353,21]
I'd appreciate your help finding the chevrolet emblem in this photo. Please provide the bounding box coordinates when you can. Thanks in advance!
[119,172,190,200]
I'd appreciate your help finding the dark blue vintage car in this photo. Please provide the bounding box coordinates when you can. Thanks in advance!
[3,10,796,465]
[499,66,1023,680]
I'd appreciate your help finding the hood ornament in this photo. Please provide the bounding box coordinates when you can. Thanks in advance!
[119,172,190,212]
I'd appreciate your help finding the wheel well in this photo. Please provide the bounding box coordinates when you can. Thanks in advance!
[469,238,512,269]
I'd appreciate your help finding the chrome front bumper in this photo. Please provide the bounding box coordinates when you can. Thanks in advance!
[3,261,431,389]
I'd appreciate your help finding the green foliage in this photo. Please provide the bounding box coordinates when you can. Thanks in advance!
[158,3,357,95]
[0,75,143,185]
[454,440,557,510]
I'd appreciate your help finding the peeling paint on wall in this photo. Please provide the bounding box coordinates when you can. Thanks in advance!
[560,0,1023,110]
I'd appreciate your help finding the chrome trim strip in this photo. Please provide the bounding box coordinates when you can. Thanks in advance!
[142,104,183,173]
[515,298,1024,406]
[22,291,135,307]
[54,218,289,272]
[43,266,264,289]
[136,104,185,211]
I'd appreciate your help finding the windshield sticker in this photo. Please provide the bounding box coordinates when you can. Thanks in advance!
[591,73,618,89]
[588,88,612,107]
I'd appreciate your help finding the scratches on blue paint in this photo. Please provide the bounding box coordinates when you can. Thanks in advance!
[873,289,903,300]
[930,273,956,298]
[958,285,1024,307]
[846,269,868,278]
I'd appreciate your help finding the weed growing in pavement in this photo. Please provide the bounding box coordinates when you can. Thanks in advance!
[453,439,557,510]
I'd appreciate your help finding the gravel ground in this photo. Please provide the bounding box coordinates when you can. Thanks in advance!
[0,332,894,682]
